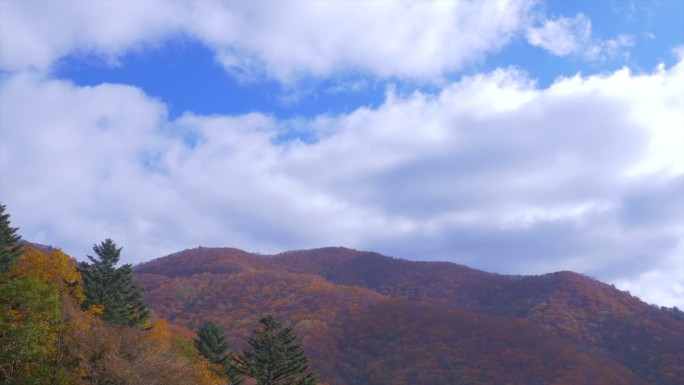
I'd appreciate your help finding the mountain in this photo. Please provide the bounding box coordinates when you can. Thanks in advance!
[134,246,684,385]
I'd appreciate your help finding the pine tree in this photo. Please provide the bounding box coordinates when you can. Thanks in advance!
[196,320,232,366]
[0,203,22,276]
[195,320,241,381]
[231,314,317,385]
[78,239,151,328]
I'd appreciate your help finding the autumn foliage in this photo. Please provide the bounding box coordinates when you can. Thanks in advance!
[135,246,684,385]
[1,244,226,385]
[3,228,682,385]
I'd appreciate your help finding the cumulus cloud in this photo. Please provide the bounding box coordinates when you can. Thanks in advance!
[0,0,187,71]
[0,0,534,81]
[0,73,176,257]
[2,56,683,306]
[1,0,682,309]
[526,13,592,56]
[526,13,634,60]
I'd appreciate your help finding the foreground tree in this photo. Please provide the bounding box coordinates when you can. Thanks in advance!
[231,314,318,385]
[195,320,241,381]
[10,246,85,384]
[78,239,150,327]
[0,276,61,384]
[196,321,231,366]
[0,203,22,276]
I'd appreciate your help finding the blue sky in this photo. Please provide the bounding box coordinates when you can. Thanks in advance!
[49,0,684,121]
[1,0,683,307]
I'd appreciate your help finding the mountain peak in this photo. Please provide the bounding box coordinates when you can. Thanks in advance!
[134,246,684,385]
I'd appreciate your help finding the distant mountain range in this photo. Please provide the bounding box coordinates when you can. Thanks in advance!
[133,246,684,385]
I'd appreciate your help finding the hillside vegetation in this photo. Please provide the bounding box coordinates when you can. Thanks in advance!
[1,243,226,385]
[135,246,684,385]
[3,200,682,384]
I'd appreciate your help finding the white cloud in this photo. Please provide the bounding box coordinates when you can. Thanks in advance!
[2,56,683,307]
[526,13,633,60]
[614,238,684,308]
[0,73,176,256]
[526,13,592,56]
[207,0,534,82]
[0,0,534,81]
[0,0,187,71]
[0,0,682,310]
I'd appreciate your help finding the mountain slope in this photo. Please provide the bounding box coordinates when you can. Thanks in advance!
[275,248,684,384]
[134,246,684,385]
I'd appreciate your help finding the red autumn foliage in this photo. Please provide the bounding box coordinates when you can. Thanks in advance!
[135,246,684,385]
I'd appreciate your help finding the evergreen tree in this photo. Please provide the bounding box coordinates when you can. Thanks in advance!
[78,239,151,328]
[231,314,317,385]
[196,320,231,366]
[0,203,22,276]
[195,321,241,381]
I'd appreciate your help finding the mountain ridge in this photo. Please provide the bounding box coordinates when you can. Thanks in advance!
[134,246,684,385]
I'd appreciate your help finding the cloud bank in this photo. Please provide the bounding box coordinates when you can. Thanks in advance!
[0,1,682,308]
[1,0,534,82]
[2,59,682,306]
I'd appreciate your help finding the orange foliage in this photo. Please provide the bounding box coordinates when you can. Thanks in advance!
[12,245,84,302]
[134,246,684,385]
[7,245,229,385]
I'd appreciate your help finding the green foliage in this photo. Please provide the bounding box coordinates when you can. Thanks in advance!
[0,276,61,384]
[79,239,151,328]
[0,203,22,276]
[232,314,318,385]
[195,320,236,381]
[1,239,225,385]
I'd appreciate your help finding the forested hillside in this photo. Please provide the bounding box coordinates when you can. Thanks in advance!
[135,246,684,385]
[1,204,317,385]
[1,244,227,384]
[3,202,682,385]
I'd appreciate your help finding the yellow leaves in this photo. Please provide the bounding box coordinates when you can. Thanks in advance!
[14,248,76,283]
[9,309,21,321]
[191,358,227,385]
[87,304,105,316]
[72,284,85,302]
[76,366,88,378]
[2,244,231,385]
[149,318,172,352]
[11,245,83,294]
[11,246,85,302]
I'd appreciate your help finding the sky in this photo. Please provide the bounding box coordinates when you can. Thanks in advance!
[0,0,682,308]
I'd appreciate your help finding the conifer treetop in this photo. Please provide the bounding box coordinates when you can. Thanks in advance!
[79,238,151,328]
[232,313,317,385]
[196,320,231,366]
[0,203,23,275]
